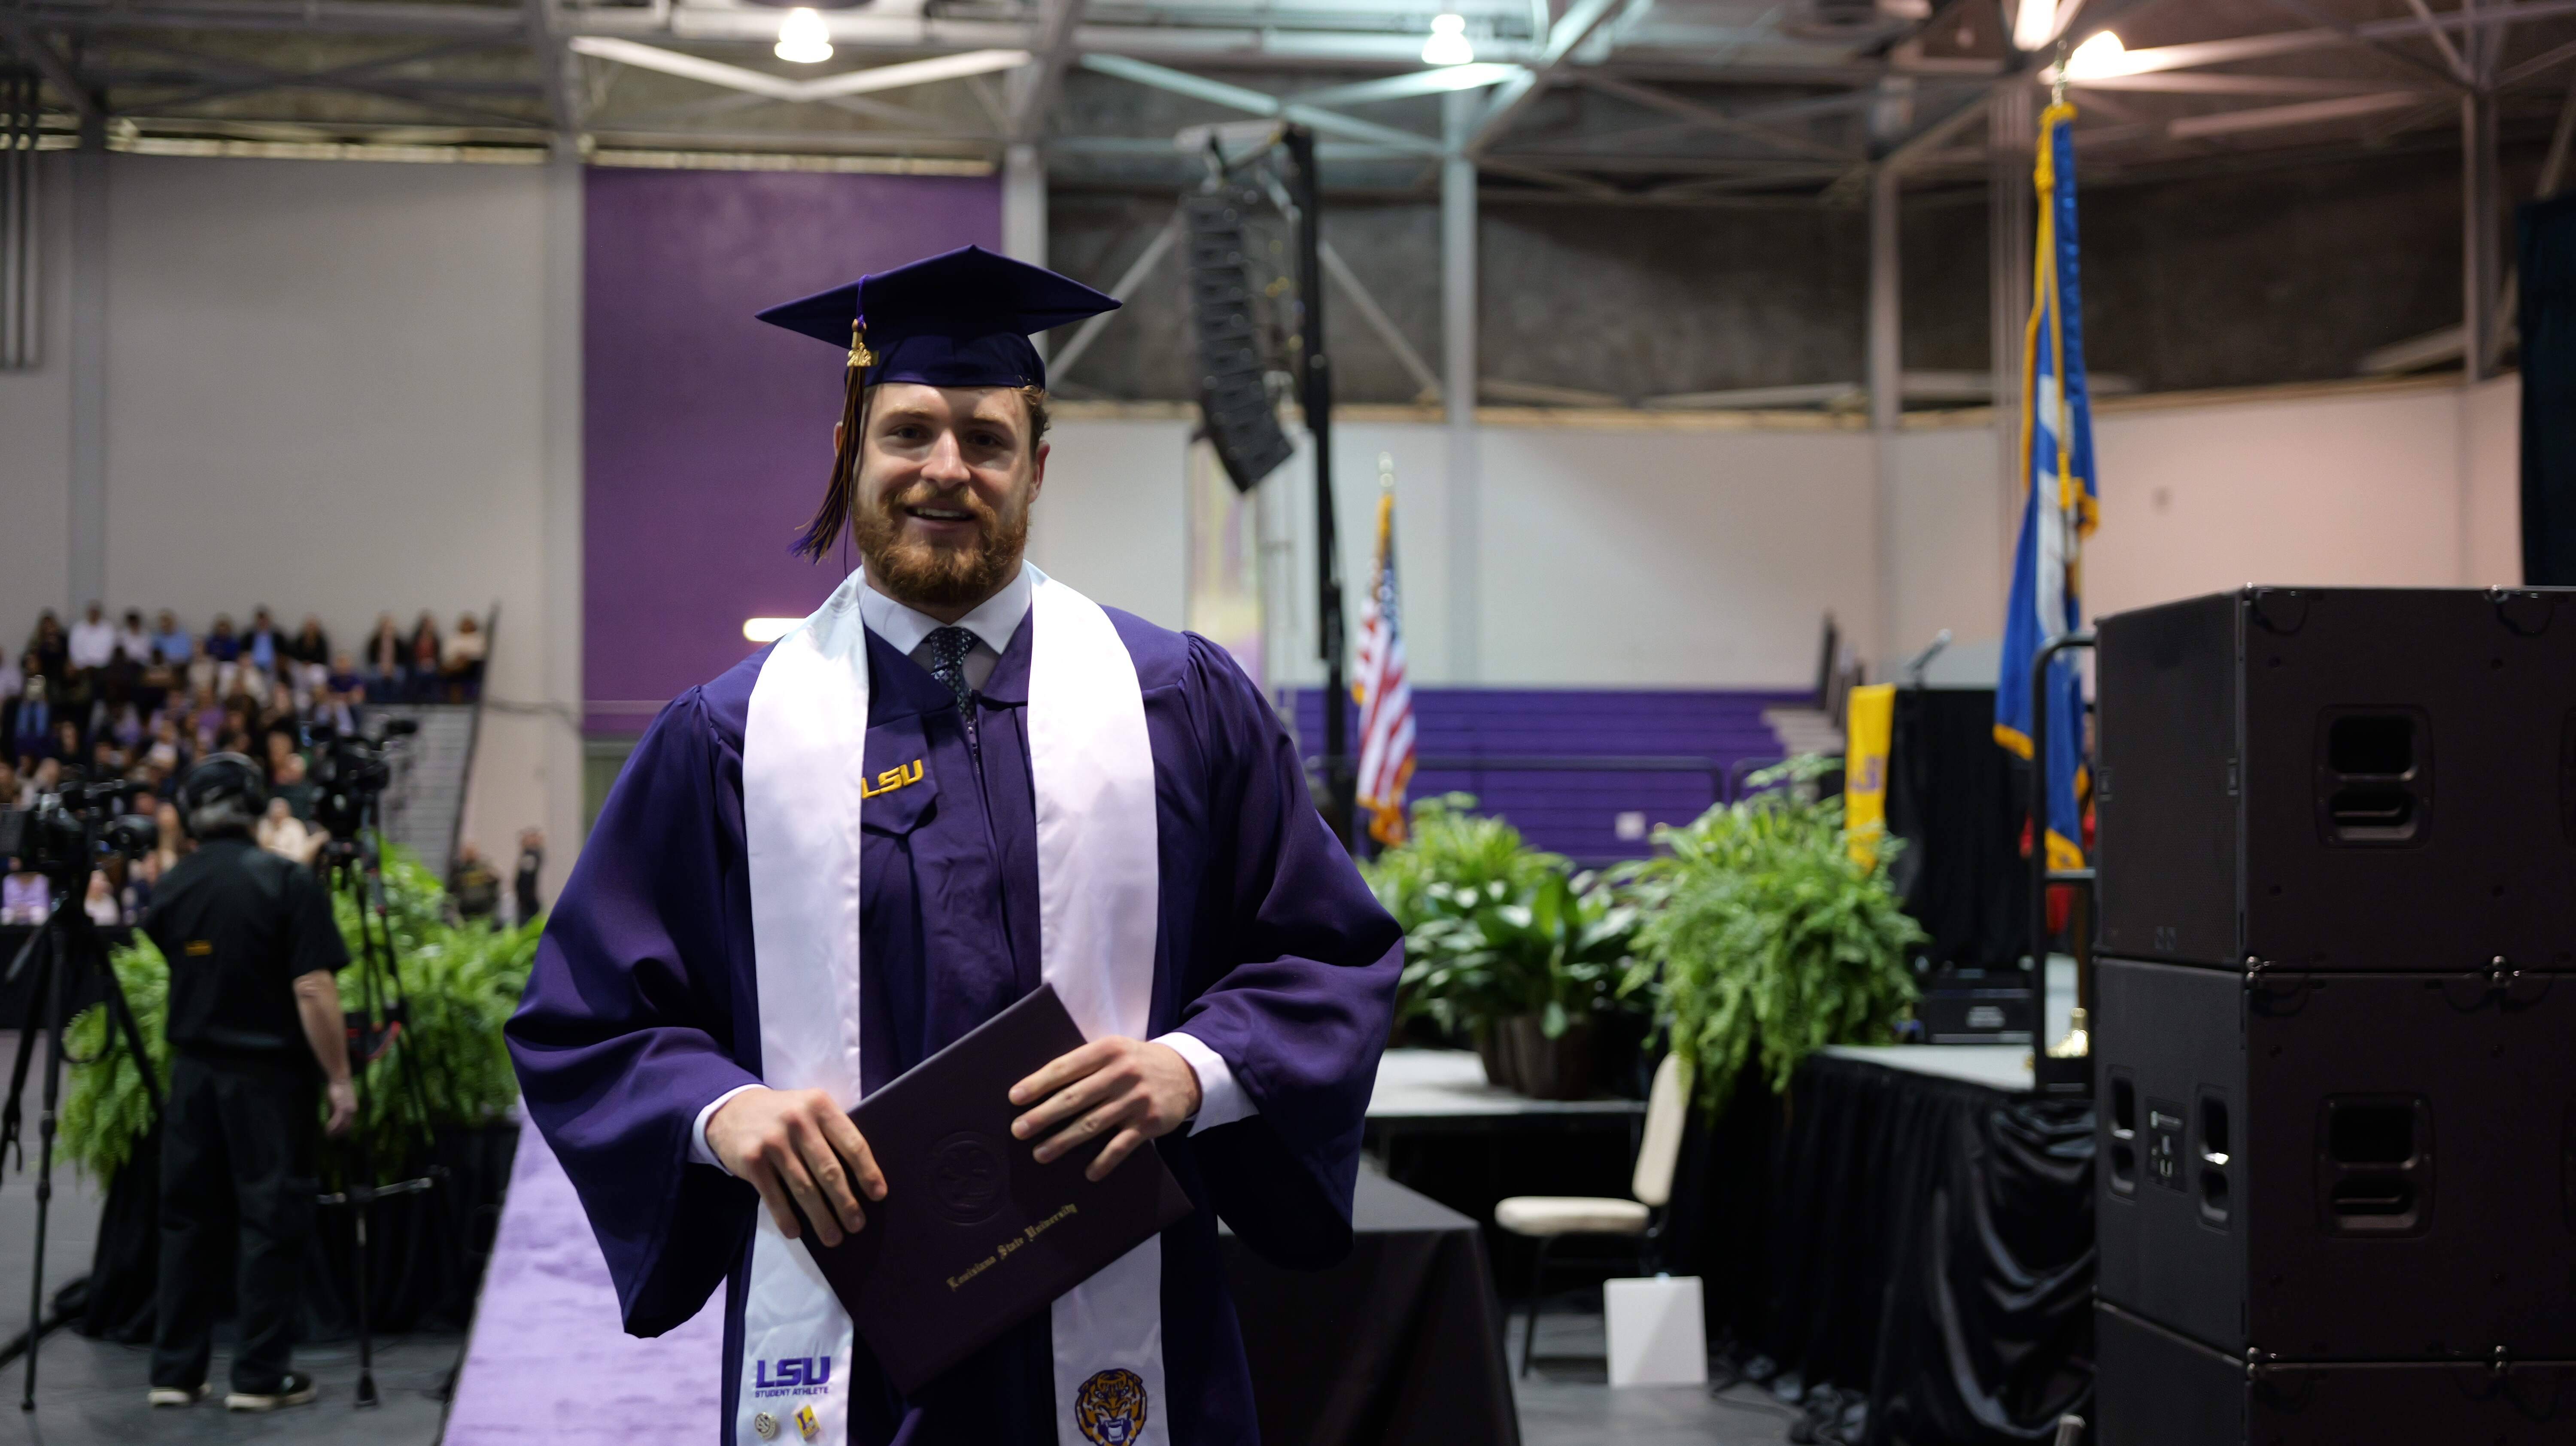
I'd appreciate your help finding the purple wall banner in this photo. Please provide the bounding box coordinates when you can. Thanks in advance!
[583,167,1000,735]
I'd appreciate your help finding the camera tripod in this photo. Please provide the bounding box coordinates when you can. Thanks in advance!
[316,804,443,1411]
[0,872,163,1410]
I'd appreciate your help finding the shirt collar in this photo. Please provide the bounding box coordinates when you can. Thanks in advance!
[856,561,1034,659]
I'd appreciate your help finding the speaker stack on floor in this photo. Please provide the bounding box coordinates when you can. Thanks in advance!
[2090,587,2576,1444]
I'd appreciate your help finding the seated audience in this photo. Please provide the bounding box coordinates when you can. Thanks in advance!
[203,614,240,664]
[0,649,18,750]
[286,616,331,673]
[153,610,192,667]
[1,862,45,925]
[115,609,153,668]
[271,751,317,822]
[27,611,68,684]
[407,612,443,701]
[442,614,488,702]
[84,869,122,928]
[244,607,284,675]
[255,797,324,866]
[363,614,405,695]
[68,602,116,675]
[13,677,55,762]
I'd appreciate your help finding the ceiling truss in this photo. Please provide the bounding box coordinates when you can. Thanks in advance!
[0,0,2571,205]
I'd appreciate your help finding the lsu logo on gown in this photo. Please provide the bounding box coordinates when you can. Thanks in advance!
[1074,1368,1148,1445]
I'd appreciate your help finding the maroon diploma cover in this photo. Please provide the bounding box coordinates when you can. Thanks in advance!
[790,984,1194,1393]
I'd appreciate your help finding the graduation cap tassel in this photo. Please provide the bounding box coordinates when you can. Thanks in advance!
[795,329,873,560]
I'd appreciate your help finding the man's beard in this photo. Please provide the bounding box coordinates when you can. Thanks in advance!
[850,479,1032,611]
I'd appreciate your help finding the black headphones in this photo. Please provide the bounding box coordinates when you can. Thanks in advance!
[176,752,267,837]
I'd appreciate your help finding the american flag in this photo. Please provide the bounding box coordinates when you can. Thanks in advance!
[1352,456,1415,846]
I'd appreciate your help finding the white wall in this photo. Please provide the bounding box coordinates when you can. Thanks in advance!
[1042,380,2526,701]
[2462,374,2522,586]
[4,153,577,880]
[1039,414,1883,692]
[0,155,73,637]
[1877,380,2527,664]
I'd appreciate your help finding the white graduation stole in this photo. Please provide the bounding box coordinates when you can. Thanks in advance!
[739,563,1167,1446]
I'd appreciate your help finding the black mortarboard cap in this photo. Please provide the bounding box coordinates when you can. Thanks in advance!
[754,244,1118,391]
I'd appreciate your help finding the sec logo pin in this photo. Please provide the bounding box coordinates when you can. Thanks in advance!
[752,1411,779,1440]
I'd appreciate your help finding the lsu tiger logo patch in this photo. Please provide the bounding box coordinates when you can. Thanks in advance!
[1073,1367,1148,1446]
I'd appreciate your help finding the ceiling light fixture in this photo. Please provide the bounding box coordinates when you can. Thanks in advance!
[2011,0,2059,52]
[775,8,833,65]
[2062,30,2133,81]
[1422,13,1475,67]
[743,617,802,642]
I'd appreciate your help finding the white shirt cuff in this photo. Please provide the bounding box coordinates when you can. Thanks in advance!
[690,1083,765,1173]
[1154,1030,1256,1135]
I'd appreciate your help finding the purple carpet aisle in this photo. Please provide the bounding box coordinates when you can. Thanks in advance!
[444,1113,722,1444]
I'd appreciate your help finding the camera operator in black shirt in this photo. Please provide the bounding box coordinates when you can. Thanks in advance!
[140,754,355,1413]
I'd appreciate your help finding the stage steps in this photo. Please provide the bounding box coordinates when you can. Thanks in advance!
[367,703,477,870]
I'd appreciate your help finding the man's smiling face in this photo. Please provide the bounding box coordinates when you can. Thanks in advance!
[846,382,1049,614]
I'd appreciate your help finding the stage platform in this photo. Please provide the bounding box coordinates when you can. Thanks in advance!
[1367,1047,1648,1123]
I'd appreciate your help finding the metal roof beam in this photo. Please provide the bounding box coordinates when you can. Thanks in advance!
[1006,0,1085,145]
[1467,0,1636,156]
[1077,52,1441,153]
[526,0,582,139]
[1288,63,1523,108]
[2108,0,2576,77]
[120,35,514,112]
[0,14,100,119]
[115,35,541,124]
[1572,72,1856,161]
[568,38,1028,106]
[2252,0,2468,91]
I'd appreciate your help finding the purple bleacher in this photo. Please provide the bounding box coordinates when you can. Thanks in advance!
[1291,688,1803,863]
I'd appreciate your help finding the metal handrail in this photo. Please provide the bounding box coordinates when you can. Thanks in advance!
[444,601,499,872]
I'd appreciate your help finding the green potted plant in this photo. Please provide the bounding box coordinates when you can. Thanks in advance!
[1620,757,1924,1112]
[1366,795,1649,1098]
[1412,868,1644,1098]
[60,843,543,1185]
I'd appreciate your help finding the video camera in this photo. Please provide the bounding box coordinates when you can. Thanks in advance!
[304,715,419,841]
[0,777,157,885]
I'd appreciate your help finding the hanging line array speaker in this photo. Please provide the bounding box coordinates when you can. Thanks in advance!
[3,68,37,371]
[1184,189,1293,493]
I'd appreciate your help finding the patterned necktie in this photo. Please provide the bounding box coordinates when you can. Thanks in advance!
[924,626,979,746]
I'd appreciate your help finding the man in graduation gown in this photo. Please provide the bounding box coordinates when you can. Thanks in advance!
[505,244,1402,1446]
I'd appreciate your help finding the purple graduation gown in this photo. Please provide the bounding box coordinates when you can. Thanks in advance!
[505,606,1403,1445]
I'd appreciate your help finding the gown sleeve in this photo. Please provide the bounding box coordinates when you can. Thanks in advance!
[1166,636,1403,1268]
[504,687,763,1337]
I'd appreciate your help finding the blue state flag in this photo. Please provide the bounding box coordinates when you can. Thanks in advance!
[1996,100,2098,873]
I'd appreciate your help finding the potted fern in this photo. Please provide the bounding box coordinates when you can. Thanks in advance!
[1621,757,1924,1112]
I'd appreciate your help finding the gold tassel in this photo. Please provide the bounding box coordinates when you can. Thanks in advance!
[848,319,876,371]
[796,358,871,559]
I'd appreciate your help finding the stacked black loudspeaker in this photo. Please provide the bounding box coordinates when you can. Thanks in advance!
[2091,586,2576,1444]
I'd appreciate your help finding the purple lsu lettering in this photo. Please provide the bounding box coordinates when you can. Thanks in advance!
[753,1357,833,1395]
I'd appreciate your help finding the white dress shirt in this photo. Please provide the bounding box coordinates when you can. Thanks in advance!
[690,564,1255,1172]
[67,619,117,670]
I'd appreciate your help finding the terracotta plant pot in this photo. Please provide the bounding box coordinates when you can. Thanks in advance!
[1498,1013,1597,1101]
